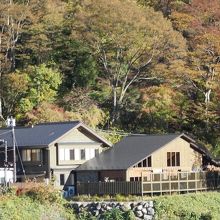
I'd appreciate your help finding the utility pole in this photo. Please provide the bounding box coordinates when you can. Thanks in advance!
[4,140,7,187]
[6,117,16,183]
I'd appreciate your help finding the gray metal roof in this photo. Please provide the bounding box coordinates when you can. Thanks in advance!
[0,121,84,147]
[76,133,184,171]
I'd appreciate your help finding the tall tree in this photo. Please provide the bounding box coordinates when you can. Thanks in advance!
[69,0,186,124]
[0,0,47,119]
[170,0,220,147]
[0,0,31,118]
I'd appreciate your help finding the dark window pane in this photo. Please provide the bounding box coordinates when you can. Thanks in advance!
[60,174,65,185]
[130,177,134,182]
[176,152,180,166]
[70,149,75,160]
[167,152,171,166]
[147,156,152,167]
[95,149,99,157]
[80,149,85,160]
[32,149,41,161]
[143,159,147,167]
[138,162,142,167]
[172,152,175,166]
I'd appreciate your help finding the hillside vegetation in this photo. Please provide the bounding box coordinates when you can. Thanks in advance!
[1,185,220,220]
[154,192,220,219]
[0,0,220,153]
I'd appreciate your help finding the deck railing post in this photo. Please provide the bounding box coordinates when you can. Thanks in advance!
[141,172,143,199]
[151,173,153,197]
[160,173,162,196]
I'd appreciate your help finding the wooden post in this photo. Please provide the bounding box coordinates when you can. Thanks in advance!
[141,172,143,199]
[151,172,153,197]
[187,171,189,193]
[169,172,171,195]
[178,171,180,195]
[160,173,162,196]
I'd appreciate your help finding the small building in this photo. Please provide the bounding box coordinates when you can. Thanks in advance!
[75,133,217,183]
[0,121,111,188]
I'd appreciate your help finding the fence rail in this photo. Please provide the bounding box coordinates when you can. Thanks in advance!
[141,171,220,196]
[77,181,141,195]
[76,171,220,196]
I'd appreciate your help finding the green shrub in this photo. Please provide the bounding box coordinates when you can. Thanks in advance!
[100,208,135,220]
[24,184,63,204]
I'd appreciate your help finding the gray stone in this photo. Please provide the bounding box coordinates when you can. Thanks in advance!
[101,203,107,209]
[130,203,135,210]
[111,202,117,207]
[148,201,153,207]
[135,210,143,218]
[99,208,105,214]
[96,204,101,210]
[147,207,155,216]
[142,208,148,214]
[144,202,149,208]
[144,214,153,220]
[106,206,112,210]
[121,204,130,212]
[136,204,143,211]
[92,210,99,216]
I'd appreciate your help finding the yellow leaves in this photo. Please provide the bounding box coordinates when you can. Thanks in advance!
[195,33,220,53]
[170,11,195,32]
[25,102,107,128]
[4,71,29,93]
[140,85,178,113]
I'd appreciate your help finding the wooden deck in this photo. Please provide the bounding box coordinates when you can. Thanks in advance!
[76,171,220,196]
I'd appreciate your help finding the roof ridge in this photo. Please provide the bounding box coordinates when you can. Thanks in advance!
[35,121,81,126]
[127,133,182,137]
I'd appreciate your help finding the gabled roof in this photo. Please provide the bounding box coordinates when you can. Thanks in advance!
[76,133,207,171]
[0,121,111,148]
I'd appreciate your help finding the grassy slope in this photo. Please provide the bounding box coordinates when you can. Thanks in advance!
[154,192,220,219]
[0,195,75,220]
[1,191,220,220]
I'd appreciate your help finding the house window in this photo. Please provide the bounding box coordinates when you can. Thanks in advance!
[22,149,41,162]
[60,174,65,185]
[70,149,75,160]
[95,149,99,157]
[133,156,152,168]
[167,152,180,167]
[130,177,134,182]
[59,148,98,161]
[59,148,76,161]
[80,149,85,160]
[59,148,70,161]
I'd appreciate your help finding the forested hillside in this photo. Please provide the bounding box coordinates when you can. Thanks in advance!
[0,0,220,155]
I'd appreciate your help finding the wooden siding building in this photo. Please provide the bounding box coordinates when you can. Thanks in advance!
[75,133,218,183]
[0,121,111,189]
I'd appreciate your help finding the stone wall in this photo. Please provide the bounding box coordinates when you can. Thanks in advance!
[69,201,155,219]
